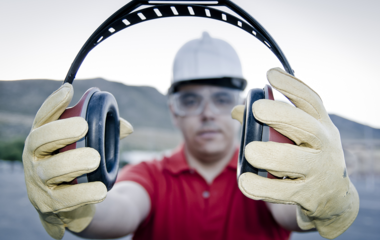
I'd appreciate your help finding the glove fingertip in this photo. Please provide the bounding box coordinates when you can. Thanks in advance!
[238,173,264,201]
[75,147,101,170]
[266,67,288,86]
[73,116,89,135]
[244,141,261,162]
[251,99,277,125]
[86,181,108,202]
[33,83,74,129]
[231,105,245,124]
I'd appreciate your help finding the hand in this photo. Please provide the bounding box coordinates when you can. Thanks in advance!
[232,68,359,239]
[22,83,133,239]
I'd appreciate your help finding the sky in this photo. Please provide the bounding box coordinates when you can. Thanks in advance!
[0,0,379,128]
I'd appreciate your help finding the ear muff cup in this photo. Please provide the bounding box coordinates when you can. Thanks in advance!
[59,88,120,191]
[238,88,265,177]
[238,85,294,180]
[86,91,120,191]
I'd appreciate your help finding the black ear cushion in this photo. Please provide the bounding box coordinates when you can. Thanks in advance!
[86,91,120,191]
[237,88,265,178]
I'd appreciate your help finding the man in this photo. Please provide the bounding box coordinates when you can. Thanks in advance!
[22,32,359,240]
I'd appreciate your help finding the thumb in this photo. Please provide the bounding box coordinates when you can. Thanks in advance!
[120,118,133,140]
[33,83,73,130]
[231,105,245,124]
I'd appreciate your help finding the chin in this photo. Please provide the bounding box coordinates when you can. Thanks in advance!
[195,140,230,156]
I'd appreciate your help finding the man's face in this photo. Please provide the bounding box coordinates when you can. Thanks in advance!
[170,85,241,163]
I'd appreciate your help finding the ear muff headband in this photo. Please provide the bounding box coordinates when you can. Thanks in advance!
[62,0,296,187]
[63,0,294,85]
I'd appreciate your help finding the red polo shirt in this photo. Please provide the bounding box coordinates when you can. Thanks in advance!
[116,146,290,240]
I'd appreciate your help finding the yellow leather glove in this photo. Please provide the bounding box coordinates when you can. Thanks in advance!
[22,83,133,239]
[232,68,359,239]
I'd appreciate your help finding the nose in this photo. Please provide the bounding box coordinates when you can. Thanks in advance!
[200,100,215,120]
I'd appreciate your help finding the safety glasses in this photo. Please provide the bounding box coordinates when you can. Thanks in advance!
[169,87,242,117]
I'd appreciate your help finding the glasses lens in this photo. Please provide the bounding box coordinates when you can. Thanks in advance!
[211,91,237,113]
[176,92,203,115]
[171,88,241,116]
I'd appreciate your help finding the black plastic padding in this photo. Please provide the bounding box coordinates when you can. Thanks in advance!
[86,91,120,191]
[64,0,294,84]
[237,88,265,179]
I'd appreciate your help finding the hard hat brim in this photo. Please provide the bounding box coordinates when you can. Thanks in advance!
[168,77,247,94]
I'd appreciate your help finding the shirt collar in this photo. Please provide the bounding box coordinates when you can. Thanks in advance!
[163,144,239,175]
[163,144,190,175]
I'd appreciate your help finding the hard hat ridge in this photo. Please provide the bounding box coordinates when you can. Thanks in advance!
[170,32,246,93]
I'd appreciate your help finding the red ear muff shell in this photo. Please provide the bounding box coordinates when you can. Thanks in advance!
[59,88,120,191]
[237,85,294,180]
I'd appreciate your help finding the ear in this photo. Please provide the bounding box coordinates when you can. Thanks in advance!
[241,96,246,105]
[168,101,179,128]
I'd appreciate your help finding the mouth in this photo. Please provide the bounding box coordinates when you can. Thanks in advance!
[197,129,222,139]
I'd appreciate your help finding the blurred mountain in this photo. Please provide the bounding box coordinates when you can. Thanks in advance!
[1,78,379,144]
[0,78,182,151]
[1,78,379,174]
[0,78,175,130]
[329,114,380,141]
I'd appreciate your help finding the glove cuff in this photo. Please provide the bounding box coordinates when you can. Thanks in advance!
[317,181,359,239]
[38,212,65,240]
[297,181,360,239]
[38,204,96,239]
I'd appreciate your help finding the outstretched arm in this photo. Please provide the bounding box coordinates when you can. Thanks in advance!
[75,181,151,239]
[266,203,314,232]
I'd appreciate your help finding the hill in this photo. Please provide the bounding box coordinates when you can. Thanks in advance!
[1,78,379,175]
[0,78,182,151]
[0,78,175,130]
[329,114,380,140]
[1,78,380,147]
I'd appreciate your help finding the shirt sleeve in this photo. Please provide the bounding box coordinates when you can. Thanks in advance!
[116,161,156,200]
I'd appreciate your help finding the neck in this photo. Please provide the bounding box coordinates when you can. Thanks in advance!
[184,143,237,184]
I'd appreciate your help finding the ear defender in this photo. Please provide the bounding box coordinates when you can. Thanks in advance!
[58,1,296,191]
[238,85,294,179]
[59,88,120,191]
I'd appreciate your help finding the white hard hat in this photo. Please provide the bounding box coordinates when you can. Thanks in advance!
[169,32,246,93]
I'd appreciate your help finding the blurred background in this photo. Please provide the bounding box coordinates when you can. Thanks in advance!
[0,0,379,239]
